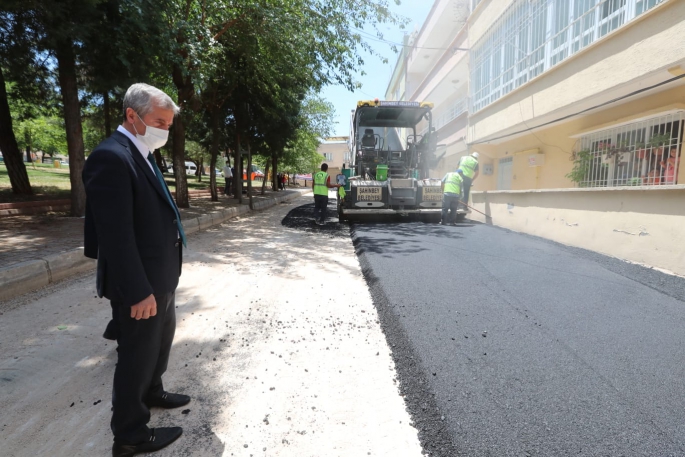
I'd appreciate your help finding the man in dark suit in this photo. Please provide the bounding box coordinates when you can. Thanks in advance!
[83,83,189,457]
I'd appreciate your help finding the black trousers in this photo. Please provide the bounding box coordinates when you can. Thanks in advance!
[313,194,328,222]
[111,291,176,444]
[224,178,232,195]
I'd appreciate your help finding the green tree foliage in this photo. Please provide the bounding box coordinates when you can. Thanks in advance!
[280,96,336,174]
[15,117,68,160]
[0,0,403,210]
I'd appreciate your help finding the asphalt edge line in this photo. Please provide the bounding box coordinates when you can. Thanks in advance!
[349,225,460,457]
[0,189,310,303]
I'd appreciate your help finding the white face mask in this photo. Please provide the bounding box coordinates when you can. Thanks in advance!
[133,113,169,151]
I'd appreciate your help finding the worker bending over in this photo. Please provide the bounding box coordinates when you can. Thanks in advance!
[441,168,464,226]
[458,152,479,210]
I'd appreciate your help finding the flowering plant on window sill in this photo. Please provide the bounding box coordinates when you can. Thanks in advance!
[635,134,672,159]
[599,142,632,163]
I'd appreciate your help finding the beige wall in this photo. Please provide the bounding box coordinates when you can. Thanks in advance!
[468,0,510,44]
[471,186,685,276]
[469,0,685,143]
[318,142,347,169]
[432,144,465,179]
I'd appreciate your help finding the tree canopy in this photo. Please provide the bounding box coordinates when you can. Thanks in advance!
[0,0,405,212]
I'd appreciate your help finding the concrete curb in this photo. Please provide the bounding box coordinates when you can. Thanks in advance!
[0,248,96,302]
[0,202,72,216]
[0,189,309,302]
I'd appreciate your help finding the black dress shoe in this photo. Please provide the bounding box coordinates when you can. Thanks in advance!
[112,427,182,456]
[145,391,190,409]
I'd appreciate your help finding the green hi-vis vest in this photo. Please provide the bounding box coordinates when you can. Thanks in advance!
[313,171,329,196]
[458,155,478,179]
[444,172,463,195]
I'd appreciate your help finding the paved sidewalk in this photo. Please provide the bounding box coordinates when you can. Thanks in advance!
[0,189,310,302]
[0,192,422,457]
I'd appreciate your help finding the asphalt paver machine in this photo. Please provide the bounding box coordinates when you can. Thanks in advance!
[338,99,462,222]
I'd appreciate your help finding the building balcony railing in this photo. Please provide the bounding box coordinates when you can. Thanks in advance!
[470,0,667,113]
[420,97,469,135]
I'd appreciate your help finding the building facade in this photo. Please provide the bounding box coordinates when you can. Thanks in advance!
[385,0,472,180]
[317,136,349,178]
[468,0,683,191]
[386,0,685,276]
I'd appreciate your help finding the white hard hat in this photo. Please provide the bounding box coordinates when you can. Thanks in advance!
[471,152,480,159]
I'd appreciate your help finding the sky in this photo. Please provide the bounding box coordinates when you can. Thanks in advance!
[320,0,435,137]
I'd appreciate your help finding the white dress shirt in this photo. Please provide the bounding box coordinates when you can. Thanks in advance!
[117,125,154,173]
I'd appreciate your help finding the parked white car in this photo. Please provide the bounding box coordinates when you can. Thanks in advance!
[185,161,197,174]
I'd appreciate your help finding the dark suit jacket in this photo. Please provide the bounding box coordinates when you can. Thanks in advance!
[82,130,182,307]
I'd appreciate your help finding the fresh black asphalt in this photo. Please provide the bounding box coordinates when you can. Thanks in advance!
[283,203,685,456]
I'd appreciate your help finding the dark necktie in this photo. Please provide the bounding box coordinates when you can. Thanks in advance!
[147,153,187,247]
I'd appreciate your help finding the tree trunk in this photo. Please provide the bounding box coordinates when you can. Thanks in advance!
[55,37,86,216]
[271,151,278,191]
[103,91,111,137]
[171,64,193,208]
[261,160,269,195]
[0,66,32,195]
[247,139,253,210]
[161,155,169,172]
[171,115,189,207]
[197,157,203,182]
[209,108,220,202]
[234,129,243,204]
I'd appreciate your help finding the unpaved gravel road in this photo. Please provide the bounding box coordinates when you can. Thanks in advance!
[0,194,422,457]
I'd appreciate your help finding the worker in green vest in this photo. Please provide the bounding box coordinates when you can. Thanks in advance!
[313,163,341,225]
[457,152,479,210]
[441,168,464,225]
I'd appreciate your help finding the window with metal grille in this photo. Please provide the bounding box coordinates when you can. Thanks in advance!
[470,0,667,112]
[322,153,333,161]
[574,112,683,187]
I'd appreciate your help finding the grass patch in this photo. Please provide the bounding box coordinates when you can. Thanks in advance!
[0,162,72,203]
[0,163,264,202]
[164,175,211,192]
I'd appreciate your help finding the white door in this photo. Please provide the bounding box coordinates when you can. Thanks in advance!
[497,157,513,190]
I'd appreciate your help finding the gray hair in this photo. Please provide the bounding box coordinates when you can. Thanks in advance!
[122,83,180,121]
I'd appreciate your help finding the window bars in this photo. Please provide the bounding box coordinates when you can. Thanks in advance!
[576,112,683,187]
[470,0,666,112]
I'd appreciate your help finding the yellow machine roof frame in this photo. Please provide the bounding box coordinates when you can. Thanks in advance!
[357,100,434,109]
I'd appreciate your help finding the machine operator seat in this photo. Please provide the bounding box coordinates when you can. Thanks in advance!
[361,129,376,149]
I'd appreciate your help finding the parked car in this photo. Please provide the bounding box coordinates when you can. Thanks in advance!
[185,161,197,174]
